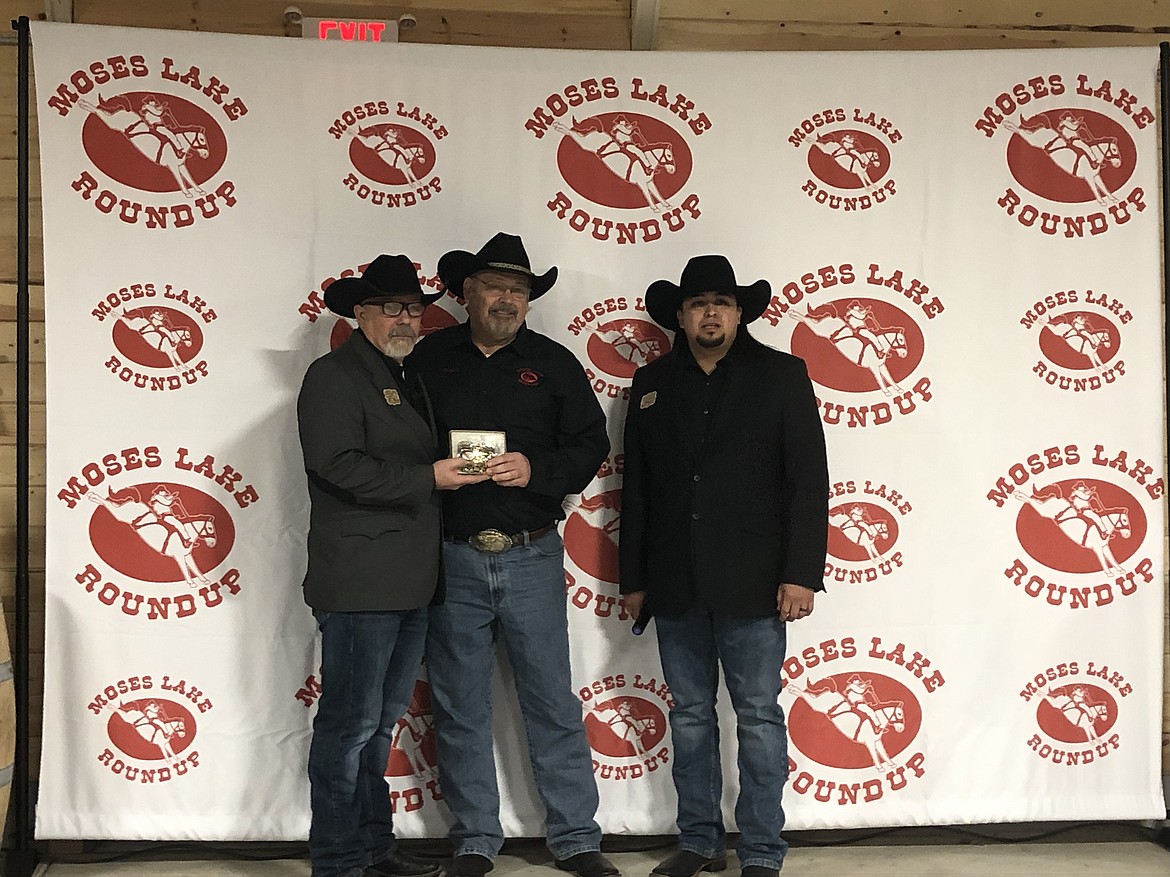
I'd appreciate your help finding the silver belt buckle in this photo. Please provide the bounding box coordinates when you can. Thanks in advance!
[470,528,512,554]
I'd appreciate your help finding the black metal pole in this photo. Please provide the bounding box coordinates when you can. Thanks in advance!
[7,14,37,877]
[1159,40,1170,851]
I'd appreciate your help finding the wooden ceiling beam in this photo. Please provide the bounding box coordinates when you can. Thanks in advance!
[42,0,72,22]
[661,0,1170,30]
[657,18,1170,52]
[631,0,659,49]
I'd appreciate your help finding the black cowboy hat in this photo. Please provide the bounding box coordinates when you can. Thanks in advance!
[437,232,558,301]
[324,254,441,317]
[645,255,771,332]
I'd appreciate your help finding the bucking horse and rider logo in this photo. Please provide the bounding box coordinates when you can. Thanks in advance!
[787,298,925,395]
[552,112,692,212]
[348,122,437,187]
[828,502,897,563]
[806,129,891,195]
[564,488,622,585]
[1011,478,1145,577]
[112,306,204,373]
[107,697,196,764]
[787,671,921,772]
[77,91,227,197]
[87,482,235,587]
[1003,108,1136,207]
[584,695,667,759]
[1038,311,1121,375]
[1036,683,1118,745]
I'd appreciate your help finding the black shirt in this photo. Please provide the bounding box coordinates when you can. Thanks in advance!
[678,342,735,452]
[673,340,739,607]
[409,322,609,537]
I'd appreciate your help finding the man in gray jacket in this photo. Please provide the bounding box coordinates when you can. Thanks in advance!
[298,254,483,877]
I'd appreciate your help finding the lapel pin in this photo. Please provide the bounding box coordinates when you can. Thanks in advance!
[640,391,657,409]
[383,388,401,406]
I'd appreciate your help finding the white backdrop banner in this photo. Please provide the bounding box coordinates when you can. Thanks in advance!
[32,21,1166,840]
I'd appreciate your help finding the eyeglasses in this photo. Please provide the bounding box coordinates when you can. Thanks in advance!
[363,300,427,317]
[474,276,531,298]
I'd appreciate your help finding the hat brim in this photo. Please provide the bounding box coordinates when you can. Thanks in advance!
[324,276,443,318]
[438,250,558,301]
[645,278,772,332]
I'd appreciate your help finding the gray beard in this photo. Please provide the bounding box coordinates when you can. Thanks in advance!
[384,336,416,361]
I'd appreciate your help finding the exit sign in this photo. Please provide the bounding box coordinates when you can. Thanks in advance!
[303,18,399,43]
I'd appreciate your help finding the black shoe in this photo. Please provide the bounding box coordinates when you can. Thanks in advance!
[739,868,778,877]
[449,854,494,877]
[555,851,621,877]
[367,851,446,877]
[650,851,728,877]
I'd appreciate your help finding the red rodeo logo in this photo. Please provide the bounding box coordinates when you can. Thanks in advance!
[385,679,444,815]
[586,319,669,380]
[566,296,667,401]
[108,697,197,763]
[788,299,924,395]
[1011,478,1146,577]
[782,635,944,807]
[580,674,673,781]
[987,443,1163,609]
[88,672,212,783]
[555,113,691,212]
[526,76,710,243]
[1004,110,1136,206]
[57,445,259,621]
[1018,289,1132,393]
[760,262,943,430]
[329,99,447,208]
[387,681,438,780]
[788,107,901,211]
[974,74,1153,237]
[824,477,911,586]
[788,672,921,771]
[46,54,246,227]
[88,280,219,393]
[1018,660,1131,766]
[88,482,234,587]
[564,488,622,585]
[112,306,203,370]
[79,92,226,197]
[1036,683,1119,745]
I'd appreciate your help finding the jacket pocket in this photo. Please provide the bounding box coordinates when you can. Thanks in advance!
[340,511,410,538]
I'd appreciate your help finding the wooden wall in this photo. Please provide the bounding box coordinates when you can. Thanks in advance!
[0,0,1167,805]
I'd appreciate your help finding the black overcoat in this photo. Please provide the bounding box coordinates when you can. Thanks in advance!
[618,337,829,618]
[297,331,441,611]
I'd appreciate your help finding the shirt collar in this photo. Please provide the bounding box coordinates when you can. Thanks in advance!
[456,320,534,358]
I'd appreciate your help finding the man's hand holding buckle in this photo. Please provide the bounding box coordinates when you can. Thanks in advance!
[486,451,531,487]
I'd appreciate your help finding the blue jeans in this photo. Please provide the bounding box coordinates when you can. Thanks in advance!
[655,609,790,871]
[426,529,601,861]
[308,608,428,877]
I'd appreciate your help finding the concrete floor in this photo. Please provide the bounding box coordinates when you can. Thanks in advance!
[25,828,1170,877]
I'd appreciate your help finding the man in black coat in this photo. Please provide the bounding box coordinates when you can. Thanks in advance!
[297,254,483,877]
[619,255,829,877]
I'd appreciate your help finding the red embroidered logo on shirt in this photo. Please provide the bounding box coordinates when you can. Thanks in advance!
[518,368,542,386]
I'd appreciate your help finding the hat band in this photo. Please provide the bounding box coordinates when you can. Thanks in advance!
[485,260,534,276]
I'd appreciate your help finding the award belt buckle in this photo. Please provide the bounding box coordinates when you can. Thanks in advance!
[470,528,513,554]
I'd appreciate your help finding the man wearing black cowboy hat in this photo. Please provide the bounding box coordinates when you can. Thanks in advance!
[619,255,829,877]
[408,234,615,877]
[297,254,485,877]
